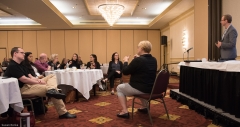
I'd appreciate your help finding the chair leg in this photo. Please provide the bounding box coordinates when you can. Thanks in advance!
[28,99,35,115]
[146,102,153,125]
[41,97,45,115]
[162,99,170,119]
[132,97,136,119]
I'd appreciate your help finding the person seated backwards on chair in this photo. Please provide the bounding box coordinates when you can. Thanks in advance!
[116,40,157,119]
[68,53,80,69]
[101,52,123,95]
[86,54,100,69]
[34,53,51,74]
[48,54,60,70]
[4,47,76,119]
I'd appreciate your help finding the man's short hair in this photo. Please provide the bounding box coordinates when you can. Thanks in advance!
[138,40,152,53]
[11,47,20,58]
[223,14,232,23]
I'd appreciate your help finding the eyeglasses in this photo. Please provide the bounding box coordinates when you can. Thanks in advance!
[17,52,25,55]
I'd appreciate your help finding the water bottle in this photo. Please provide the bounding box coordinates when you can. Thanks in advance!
[66,62,69,68]
[51,63,54,71]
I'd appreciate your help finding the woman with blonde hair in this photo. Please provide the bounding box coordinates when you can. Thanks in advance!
[48,54,60,70]
[116,40,157,119]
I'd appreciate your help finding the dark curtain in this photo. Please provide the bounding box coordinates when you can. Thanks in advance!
[208,0,222,61]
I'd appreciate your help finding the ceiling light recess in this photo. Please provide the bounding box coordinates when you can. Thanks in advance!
[98,4,124,26]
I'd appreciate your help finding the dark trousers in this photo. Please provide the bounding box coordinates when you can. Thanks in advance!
[107,71,122,88]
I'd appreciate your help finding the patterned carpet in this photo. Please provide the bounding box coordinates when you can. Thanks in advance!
[0,77,219,127]
[32,89,218,127]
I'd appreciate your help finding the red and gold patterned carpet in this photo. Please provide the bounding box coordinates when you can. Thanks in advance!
[0,76,219,127]
[34,89,217,127]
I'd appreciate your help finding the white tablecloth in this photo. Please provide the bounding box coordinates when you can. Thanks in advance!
[45,69,103,99]
[100,66,108,74]
[178,60,240,72]
[0,77,23,114]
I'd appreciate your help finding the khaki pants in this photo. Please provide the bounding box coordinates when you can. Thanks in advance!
[20,74,67,115]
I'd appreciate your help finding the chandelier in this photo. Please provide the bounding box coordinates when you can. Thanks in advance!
[98,4,125,26]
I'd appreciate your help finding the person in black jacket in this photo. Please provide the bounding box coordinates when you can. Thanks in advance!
[86,54,100,69]
[101,52,123,95]
[22,52,44,79]
[60,58,68,69]
[116,40,157,119]
[68,53,80,69]
[48,54,60,70]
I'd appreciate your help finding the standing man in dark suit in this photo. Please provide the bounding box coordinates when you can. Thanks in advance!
[216,14,238,61]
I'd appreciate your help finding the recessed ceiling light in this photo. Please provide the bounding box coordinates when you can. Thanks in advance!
[6,7,10,9]
[142,8,147,10]
[72,6,75,9]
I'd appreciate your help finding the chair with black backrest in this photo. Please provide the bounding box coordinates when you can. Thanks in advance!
[22,95,45,116]
[131,69,170,125]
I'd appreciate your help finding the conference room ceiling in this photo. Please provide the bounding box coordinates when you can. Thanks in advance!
[0,0,194,30]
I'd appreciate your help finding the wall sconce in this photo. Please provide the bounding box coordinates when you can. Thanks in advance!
[182,29,188,51]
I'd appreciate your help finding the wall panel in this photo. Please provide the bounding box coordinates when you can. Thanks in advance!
[65,30,78,60]
[107,30,120,62]
[133,30,147,54]
[120,30,133,62]
[8,31,22,58]
[37,31,51,58]
[23,31,37,58]
[0,31,8,61]
[148,30,160,69]
[79,30,92,64]
[93,30,106,64]
[50,30,65,61]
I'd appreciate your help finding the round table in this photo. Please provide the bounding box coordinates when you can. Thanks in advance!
[0,77,24,114]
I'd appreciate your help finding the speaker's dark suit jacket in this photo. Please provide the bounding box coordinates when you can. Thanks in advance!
[221,25,238,60]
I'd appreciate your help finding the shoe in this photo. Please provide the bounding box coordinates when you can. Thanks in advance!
[46,89,66,99]
[111,91,114,95]
[59,112,77,119]
[101,79,106,85]
[117,112,129,119]
[138,108,148,114]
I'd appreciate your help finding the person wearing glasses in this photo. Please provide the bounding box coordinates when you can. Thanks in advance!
[34,53,51,74]
[101,52,123,95]
[215,14,238,61]
[4,47,76,119]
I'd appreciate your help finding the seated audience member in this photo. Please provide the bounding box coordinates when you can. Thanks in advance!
[22,52,43,79]
[34,53,51,74]
[68,53,80,69]
[0,66,2,76]
[78,56,83,66]
[2,57,9,67]
[48,54,60,70]
[101,52,123,95]
[4,47,76,119]
[86,54,100,69]
[116,41,157,119]
[60,58,68,69]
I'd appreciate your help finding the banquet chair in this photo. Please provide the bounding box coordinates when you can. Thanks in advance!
[22,95,45,116]
[131,69,170,125]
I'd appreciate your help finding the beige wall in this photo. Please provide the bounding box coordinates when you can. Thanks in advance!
[222,0,240,57]
[0,30,161,68]
[194,0,208,59]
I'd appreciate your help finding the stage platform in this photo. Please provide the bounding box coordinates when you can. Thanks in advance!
[170,89,240,127]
